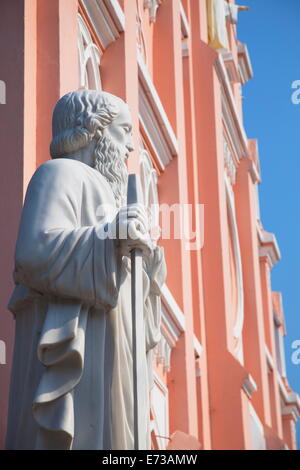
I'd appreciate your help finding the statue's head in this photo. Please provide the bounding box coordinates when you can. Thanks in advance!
[50,89,134,207]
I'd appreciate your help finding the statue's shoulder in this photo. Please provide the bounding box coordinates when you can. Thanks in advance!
[30,158,112,199]
[36,157,85,174]
[33,158,88,183]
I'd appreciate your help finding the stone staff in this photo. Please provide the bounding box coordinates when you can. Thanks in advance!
[127,173,145,450]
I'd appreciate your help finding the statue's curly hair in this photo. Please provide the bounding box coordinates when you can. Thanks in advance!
[50,89,120,158]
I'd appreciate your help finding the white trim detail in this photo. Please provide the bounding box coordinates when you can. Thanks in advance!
[242,374,257,399]
[223,136,237,184]
[78,14,102,90]
[104,0,125,31]
[182,41,189,58]
[220,50,240,84]
[151,371,170,450]
[161,284,203,360]
[225,176,244,350]
[257,223,281,267]
[196,359,201,378]
[81,0,124,50]
[265,344,275,372]
[249,403,266,450]
[180,3,190,39]
[161,284,185,333]
[238,42,253,85]
[137,0,148,63]
[139,148,160,243]
[215,54,248,162]
[194,336,203,359]
[155,332,172,373]
[274,319,287,378]
[154,302,181,374]
[144,0,162,23]
[277,372,300,421]
[154,293,183,375]
[160,303,182,345]
[138,53,179,169]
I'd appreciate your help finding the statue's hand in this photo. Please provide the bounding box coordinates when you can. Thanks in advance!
[144,245,167,294]
[114,203,153,258]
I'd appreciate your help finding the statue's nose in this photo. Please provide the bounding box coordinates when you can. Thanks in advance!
[126,135,135,153]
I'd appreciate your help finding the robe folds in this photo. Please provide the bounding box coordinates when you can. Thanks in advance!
[5,158,166,450]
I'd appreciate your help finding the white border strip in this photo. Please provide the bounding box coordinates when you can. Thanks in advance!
[104,0,125,31]
[180,2,190,38]
[161,284,203,358]
[138,53,179,157]
[161,284,185,332]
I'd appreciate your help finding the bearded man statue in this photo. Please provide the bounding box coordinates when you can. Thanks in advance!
[5,90,166,450]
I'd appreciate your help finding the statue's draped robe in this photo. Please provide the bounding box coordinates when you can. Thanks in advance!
[5,159,164,450]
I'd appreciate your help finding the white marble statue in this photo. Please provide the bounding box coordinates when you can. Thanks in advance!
[5,90,166,450]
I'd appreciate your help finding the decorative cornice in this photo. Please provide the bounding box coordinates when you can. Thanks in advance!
[247,139,261,184]
[182,41,189,58]
[242,373,258,399]
[81,0,124,50]
[195,358,201,378]
[138,53,178,169]
[157,287,203,374]
[155,333,172,373]
[161,284,186,333]
[215,54,248,162]
[220,50,240,84]
[144,0,162,23]
[272,292,286,335]
[216,51,259,186]
[248,403,265,448]
[78,14,102,90]
[193,336,203,359]
[238,42,253,85]
[180,3,190,57]
[154,295,183,375]
[225,176,244,357]
[265,344,275,371]
[282,397,300,421]
[223,136,237,184]
[278,372,300,421]
[161,284,203,360]
[257,224,281,268]
[151,372,169,450]
[180,2,190,39]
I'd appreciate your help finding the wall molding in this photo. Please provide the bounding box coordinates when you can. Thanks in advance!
[238,42,253,85]
[277,372,300,421]
[78,13,102,90]
[81,0,124,50]
[138,53,179,169]
[225,175,244,355]
[215,54,248,162]
[144,0,162,23]
[257,223,281,267]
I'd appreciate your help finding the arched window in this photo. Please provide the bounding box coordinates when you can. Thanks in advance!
[78,14,102,90]
[139,148,160,244]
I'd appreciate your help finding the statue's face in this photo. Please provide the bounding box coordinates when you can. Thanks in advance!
[101,100,134,161]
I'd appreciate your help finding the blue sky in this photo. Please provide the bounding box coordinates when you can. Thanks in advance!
[238,0,300,448]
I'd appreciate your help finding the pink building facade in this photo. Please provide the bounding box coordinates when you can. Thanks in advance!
[0,0,299,450]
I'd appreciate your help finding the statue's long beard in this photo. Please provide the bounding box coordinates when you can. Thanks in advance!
[93,135,128,208]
